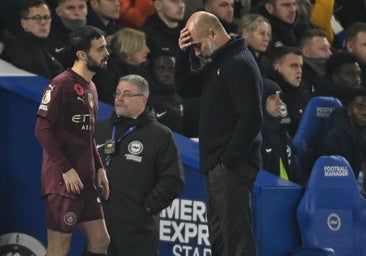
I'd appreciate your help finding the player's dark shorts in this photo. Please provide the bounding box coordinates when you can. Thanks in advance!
[44,193,104,233]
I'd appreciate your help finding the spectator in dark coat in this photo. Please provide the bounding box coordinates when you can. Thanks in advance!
[46,0,88,68]
[267,46,311,137]
[261,78,306,184]
[4,0,64,79]
[239,13,271,76]
[148,54,185,134]
[317,87,366,195]
[87,0,122,36]
[203,0,238,34]
[318,51,362,104]
[345,22,366,88]
[141,0,185,63]
[258,0,298,51]
[299,29,332,96]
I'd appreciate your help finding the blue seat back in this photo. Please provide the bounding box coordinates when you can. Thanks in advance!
[292,97,342,176]
[297,155,366,256]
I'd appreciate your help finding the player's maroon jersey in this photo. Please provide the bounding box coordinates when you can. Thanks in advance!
[36,69,103,201]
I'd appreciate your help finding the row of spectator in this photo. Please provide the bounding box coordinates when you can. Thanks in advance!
[1,0,366,192]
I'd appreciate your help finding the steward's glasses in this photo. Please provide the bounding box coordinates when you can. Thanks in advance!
[23,15,52,24]
[113,92,144,99]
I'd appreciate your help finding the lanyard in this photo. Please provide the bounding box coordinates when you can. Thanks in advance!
[111,125,136,143]
[104,125,136,167]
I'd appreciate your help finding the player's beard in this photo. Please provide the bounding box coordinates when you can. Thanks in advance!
[85,53,107,73]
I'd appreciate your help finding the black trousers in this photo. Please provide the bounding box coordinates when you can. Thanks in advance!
[206,162,258,256]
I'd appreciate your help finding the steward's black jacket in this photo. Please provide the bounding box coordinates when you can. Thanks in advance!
[95,109,184,255]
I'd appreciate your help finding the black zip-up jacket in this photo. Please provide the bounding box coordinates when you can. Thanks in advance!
[175,37,263,177]
[261,113,306,185]
[95,108,184,255]
[141,13,184,60]
[4,32,64,79]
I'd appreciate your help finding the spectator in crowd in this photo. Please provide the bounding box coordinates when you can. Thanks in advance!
[258,0,299,51]
[87,0,122,36]
[318,51,362,104]
[176,11,262,255]
[93,28,150,105]
[345,22,366,88]
[267,46,311,137]
[261,78,306,184]
[293,0,316,41]
[4,0,64,79]
[141,0,185,63]
[234,0,251,18]
[299,29,332,96]
[203,0,237,34]
[148,53,185,134]
[317,87,366,195]
[95,74,184,256]
[47,0,88,68]
[239,13,271,76]
[118,0,155,28]
[34,25,110,256]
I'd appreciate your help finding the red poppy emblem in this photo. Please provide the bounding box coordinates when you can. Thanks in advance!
[74,84,84,96]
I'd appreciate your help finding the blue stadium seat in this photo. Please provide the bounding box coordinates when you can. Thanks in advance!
[295,155,366,256]
[292,97,342,177]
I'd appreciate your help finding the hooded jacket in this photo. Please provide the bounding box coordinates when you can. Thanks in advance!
[95,108,184,255]
[261,79,306,184]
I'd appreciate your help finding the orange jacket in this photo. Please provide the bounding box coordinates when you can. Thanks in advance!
[311,0,334,43]
[119,0,155,28]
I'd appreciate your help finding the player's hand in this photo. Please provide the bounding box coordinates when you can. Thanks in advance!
[63,168,84,194]
[97,168,110,200]
[178,27,192,51]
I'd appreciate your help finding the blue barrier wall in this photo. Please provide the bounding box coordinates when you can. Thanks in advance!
[0,63,303,256]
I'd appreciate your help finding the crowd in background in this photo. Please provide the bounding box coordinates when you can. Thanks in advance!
[1,0,366,189]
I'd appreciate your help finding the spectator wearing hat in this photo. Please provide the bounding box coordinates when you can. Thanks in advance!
[317,87,366,195]
[318,51,362,104]
[261,78,306,184]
